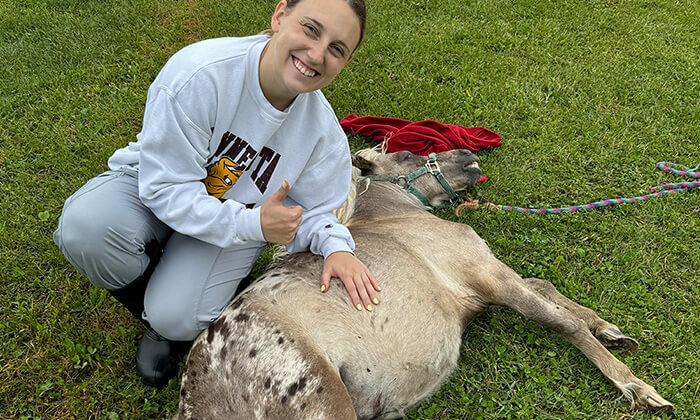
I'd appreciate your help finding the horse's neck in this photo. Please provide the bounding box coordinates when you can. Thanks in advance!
[351,180,427,220]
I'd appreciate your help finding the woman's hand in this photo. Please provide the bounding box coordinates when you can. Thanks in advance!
[260,181,303,244]
[321,251,380,311]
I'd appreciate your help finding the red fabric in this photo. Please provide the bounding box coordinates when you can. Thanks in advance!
[340,114,501,184]
[340,114,502,154]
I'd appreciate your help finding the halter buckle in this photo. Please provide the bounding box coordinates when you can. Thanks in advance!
[425,153,440,174]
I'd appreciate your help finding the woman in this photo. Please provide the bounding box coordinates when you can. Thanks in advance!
[53,0,378,387]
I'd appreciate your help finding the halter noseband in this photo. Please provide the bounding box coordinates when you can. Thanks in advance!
[365,153,459,207]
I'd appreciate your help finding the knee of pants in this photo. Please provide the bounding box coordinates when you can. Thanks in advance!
[143,297,203,341]
[54,201,150,291]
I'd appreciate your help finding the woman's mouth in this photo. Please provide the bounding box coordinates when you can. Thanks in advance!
[292,56,318,78]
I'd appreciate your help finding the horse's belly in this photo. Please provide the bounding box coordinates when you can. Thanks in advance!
[316,308,464,418]
[249,252,470,418]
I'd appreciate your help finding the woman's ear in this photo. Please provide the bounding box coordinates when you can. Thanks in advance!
[270,0,288,33]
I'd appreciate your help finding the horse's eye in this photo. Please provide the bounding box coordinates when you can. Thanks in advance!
[396,151,414,162]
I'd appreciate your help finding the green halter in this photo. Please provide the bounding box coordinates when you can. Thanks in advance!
[365,153,459,207]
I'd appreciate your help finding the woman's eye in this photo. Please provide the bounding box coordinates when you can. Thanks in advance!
[303,24,317,35]
[331,45,345,57]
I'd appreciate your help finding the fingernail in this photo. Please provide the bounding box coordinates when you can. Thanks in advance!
[320,285,326,292]
[356,304,363,311]
[366,304,373,311]
[282,180,289,189]
[373,298,379,305]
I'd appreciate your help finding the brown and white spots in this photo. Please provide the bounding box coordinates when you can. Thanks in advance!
[229,295,245,311]
[207,315,230,344]
[234,313,250,322]
[287,376,307,397]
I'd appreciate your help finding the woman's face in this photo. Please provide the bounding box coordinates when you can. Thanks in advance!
[262,0,361,105]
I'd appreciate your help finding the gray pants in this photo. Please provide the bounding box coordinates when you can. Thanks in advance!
[53,169,265,341]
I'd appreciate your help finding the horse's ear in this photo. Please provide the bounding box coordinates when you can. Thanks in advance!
[352,154,374,175]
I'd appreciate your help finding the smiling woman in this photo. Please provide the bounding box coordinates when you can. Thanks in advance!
[51,0,375,388]
[259,0,365,110]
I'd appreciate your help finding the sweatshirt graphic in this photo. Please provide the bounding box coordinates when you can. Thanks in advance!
[204,132,281,199]
[204,157,242,198]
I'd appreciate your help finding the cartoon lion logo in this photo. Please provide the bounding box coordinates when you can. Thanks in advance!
[204,157,243,198]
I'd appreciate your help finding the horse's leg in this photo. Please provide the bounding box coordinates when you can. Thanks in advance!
[523,277,638,352]
[475,265,673,412]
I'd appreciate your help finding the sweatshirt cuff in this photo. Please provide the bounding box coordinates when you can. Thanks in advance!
[234,206,266,242]
[321,237,355,259]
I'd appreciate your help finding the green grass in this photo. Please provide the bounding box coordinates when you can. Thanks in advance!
[1,0,698,418]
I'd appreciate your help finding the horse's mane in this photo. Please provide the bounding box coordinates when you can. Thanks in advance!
[332,167,359,225]
[333,148,384,224]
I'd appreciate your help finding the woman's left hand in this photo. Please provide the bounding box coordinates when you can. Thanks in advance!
[321,251,380,311]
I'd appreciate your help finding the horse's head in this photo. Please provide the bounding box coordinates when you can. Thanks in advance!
[352,149,482,207]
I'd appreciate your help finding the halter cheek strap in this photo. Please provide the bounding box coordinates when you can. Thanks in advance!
[365,153,459,207]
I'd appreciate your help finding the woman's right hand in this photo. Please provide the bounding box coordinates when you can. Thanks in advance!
[260,181,303,245]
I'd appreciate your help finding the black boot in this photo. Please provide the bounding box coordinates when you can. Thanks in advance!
[109,279,183,387]
[107,240,184,387]
[135,328,181,387]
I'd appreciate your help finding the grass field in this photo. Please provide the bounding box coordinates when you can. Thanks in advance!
[1,0,698,418]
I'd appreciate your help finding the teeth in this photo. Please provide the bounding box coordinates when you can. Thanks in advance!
[293,57,316,77]
[468,162,479,168]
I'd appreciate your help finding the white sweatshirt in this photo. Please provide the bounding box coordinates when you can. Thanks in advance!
[107,35,354,257]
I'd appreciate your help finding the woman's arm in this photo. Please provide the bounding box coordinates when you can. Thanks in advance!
[284,134,380,310]
[137,85,265,248]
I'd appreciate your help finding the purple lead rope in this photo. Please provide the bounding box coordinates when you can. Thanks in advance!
[481,162,699,215]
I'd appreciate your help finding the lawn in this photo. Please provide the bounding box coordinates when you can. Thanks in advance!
[1,0,698,418]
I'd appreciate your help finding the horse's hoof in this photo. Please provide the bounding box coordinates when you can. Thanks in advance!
[635,389,674,413]
[596,327,639,352]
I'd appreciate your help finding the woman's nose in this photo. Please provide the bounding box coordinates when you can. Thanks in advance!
[308,43,324,64]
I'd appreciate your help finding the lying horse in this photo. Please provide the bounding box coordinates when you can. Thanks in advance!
[174,149,673,419]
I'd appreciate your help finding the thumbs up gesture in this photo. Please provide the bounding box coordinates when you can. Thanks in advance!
[260,181,303,245]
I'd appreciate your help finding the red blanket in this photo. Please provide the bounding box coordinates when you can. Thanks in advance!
[340,114,502,155]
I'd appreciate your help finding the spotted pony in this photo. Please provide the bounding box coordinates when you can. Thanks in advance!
[174,149,672,419]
